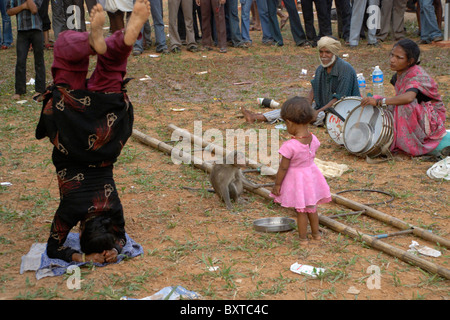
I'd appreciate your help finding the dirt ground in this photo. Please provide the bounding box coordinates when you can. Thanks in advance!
[0,8,449,302]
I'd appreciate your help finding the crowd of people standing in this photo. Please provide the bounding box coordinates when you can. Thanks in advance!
[1,0,446,99]
[2,0,446,52]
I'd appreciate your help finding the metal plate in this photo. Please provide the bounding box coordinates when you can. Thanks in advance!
[345,122,372,153]
[253,217,296,233]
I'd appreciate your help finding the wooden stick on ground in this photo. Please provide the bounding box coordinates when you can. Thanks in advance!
[166,124,450,248]
[131,128,450,280]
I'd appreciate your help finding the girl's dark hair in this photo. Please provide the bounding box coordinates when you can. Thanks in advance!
[280,96,314,124]
[80,216,116,254]
[394,38,421,66]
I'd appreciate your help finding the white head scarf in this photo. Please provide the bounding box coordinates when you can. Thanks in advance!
[317,36,341,68]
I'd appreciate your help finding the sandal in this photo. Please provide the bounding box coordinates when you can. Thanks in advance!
[219,47,227,53]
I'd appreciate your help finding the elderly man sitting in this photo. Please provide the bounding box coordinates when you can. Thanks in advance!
[241,36,360,126]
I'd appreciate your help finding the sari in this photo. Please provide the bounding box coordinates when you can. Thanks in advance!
[36,86,134,262]
[388,65,446,156]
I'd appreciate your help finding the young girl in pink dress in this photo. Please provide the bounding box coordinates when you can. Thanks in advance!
[270,96,331,245]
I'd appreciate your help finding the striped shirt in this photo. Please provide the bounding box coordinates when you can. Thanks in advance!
[6,0,43,31]
[311,57,360,110]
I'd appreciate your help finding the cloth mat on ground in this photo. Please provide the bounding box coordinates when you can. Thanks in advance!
[427,156,450,181]
[20,233,143,280]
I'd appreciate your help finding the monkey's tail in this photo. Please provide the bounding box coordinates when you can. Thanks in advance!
[182,186,216,193]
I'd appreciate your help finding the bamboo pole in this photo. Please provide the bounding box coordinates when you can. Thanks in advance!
[167,124,450,249]
[131,128,450,280]
[332,193,450,248]
[167,123,278,175]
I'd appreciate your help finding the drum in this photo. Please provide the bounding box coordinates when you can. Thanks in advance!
[343,105,394,158]
[326,96,362,145]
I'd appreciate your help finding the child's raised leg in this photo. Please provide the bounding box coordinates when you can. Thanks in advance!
[88,4,107,55]
[87,0,151,92]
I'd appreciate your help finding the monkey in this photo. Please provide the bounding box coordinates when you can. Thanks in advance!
[209,151,264,211]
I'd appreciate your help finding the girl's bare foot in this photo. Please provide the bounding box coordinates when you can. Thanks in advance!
[299,238,309,247]
[88,4,106,55]
[124,0,151,46]
[311,233,322,244]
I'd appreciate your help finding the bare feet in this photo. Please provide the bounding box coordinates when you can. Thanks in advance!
[310,233,322,245]
[88,4,106,55]
[12,94,21,100]
[241,107,266,123]
[124,0,151,47]
[299,238,309,247]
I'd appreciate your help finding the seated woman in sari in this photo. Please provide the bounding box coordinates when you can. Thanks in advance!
[35,1,150,264]
[361,38,448,157]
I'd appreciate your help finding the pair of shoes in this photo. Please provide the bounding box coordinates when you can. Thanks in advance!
[219,47,227,53]
[202,45,213,51]
[132,50,142,56]
[367,42,380,47]
[187,45,198,52]
[171,47,181,53]
[235,42,248,49]
[432,36,443,42]
[156,48,169,54]
[296,41,311,47]
[417,39,431,44]
[1,45,10,50]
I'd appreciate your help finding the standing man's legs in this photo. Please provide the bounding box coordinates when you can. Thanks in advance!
[51,0,66,39]
[348,0,367,46]
[149,0,169,52]
[419,0,443,43]
[283,0,307,45]
[14,31,29,98]
[31,30,46,94]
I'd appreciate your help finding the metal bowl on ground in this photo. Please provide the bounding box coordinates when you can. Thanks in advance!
[253,217,296,233]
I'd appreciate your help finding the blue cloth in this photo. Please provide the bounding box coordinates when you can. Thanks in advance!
[149,0,168,51]
[419,0,443,42]
[20,233,144,280]
[266,0,283,46]
[255,0,273,44]
[239,0,253,43]
[225,0,244,46]
[0,0,13,46]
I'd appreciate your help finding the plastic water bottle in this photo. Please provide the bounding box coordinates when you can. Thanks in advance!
[357,73,366,98]
[372,66,384,96]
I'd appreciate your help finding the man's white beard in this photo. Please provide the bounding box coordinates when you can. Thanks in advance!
[320,54,336,68]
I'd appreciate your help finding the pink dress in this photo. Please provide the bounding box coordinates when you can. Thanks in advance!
[270,135,332,213]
